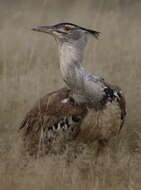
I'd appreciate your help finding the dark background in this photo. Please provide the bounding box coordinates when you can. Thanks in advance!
[0,0,141,189]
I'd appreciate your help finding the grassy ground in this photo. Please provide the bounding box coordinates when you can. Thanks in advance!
[0,0,141,189]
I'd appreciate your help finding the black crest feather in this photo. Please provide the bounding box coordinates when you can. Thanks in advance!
[54,22,100,39]
[86,29,100,39]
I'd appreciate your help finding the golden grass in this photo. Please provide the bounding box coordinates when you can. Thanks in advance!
[0,0,141,189]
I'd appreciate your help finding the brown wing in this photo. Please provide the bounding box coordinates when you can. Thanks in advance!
[20,85,126,156]
[19,87,87,156]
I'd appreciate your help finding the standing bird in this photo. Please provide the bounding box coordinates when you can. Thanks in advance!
[20,23,126,157]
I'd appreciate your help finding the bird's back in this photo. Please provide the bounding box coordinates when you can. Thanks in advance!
[19,88,87,156]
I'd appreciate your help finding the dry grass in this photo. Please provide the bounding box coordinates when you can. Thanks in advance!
[0,0,141,189]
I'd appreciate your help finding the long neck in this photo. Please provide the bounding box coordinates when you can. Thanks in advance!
[58,41,104,106]
[59,42,85,88]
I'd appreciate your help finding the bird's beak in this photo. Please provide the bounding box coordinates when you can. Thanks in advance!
[32,25,54,34]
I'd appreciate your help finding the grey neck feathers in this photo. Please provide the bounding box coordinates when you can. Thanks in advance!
[59,41,84,78]
[58,39,105,107]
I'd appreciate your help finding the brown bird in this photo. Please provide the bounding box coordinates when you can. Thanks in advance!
[19,23,126,157]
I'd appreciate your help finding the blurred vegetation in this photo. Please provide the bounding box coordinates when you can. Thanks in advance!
[0,0,141,189]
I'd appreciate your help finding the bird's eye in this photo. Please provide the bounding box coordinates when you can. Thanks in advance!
[64,26,71,31]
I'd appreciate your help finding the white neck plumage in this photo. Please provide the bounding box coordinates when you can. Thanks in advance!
[59,42,84,87]
[58,41,105,106]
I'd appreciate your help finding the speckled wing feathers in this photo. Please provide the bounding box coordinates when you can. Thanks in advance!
[19,85,126,156]
[19,88,87,155]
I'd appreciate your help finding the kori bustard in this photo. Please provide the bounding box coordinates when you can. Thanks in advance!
[20,23,126,156]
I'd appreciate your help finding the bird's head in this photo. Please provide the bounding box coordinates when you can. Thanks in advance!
[32,22,100,45]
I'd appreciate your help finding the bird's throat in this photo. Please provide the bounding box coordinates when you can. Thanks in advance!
[59,42,84,89]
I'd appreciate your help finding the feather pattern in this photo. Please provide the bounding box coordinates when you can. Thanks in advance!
[20,88,87,156]
[19,86,126,156]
